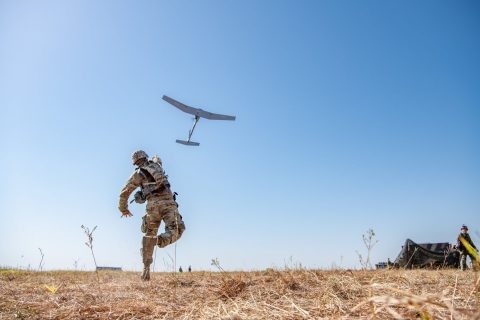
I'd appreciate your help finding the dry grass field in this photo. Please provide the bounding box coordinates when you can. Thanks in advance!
[1,268,479,319]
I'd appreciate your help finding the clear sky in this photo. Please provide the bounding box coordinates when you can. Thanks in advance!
[1,1,479,271]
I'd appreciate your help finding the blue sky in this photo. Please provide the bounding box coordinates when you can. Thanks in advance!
[1,1,479,271]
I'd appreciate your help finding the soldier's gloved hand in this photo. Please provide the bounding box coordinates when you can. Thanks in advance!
[121,210,133,218]
[119,207,133,218]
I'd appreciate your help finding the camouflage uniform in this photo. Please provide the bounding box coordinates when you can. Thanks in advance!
[457,231,477,271]
[118,151,185,280]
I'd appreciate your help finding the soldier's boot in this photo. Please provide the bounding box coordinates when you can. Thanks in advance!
[157,217,185,248]
[141,236,157,281]
[141,266,150,281]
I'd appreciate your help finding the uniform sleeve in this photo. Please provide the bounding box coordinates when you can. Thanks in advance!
[118,172,142,213]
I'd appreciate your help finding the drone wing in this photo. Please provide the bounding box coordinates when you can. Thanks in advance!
[162,95,236,121]
[162,95,199,116]
[196,110,236,121]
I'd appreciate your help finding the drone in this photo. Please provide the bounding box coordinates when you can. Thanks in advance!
[162,95,236,146]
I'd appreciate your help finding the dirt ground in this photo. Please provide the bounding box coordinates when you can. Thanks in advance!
[0,268,479,319]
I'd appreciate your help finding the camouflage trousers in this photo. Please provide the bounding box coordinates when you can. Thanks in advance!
[141,197,185,266]
[459,251,475,271]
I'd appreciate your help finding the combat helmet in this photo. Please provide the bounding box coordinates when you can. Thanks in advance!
[132,150,148,165]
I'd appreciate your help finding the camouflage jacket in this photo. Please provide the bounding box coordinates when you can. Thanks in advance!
[457,233,477,252]
[118,161,173,214]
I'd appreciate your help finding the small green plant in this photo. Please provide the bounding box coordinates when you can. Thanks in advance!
[73,259,79,271]
[211,258,225,272]
[37,248,44,271]
[356,228,378,269]
[284,256,304,270]
[81,225,99,282]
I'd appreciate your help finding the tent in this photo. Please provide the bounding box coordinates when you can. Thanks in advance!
[393,239,459,269]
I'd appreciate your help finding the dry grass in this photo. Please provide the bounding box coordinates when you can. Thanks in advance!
[0,268,479,319]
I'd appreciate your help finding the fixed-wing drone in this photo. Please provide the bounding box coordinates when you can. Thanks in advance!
[162,95,236,146]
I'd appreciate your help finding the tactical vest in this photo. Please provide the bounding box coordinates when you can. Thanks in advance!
[137,161,171,197]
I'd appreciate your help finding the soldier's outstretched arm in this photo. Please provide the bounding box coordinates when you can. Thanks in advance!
[118,173,142,218]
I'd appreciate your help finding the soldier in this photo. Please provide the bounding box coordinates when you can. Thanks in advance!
[118,150,186,280]
[457,224,478,271]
